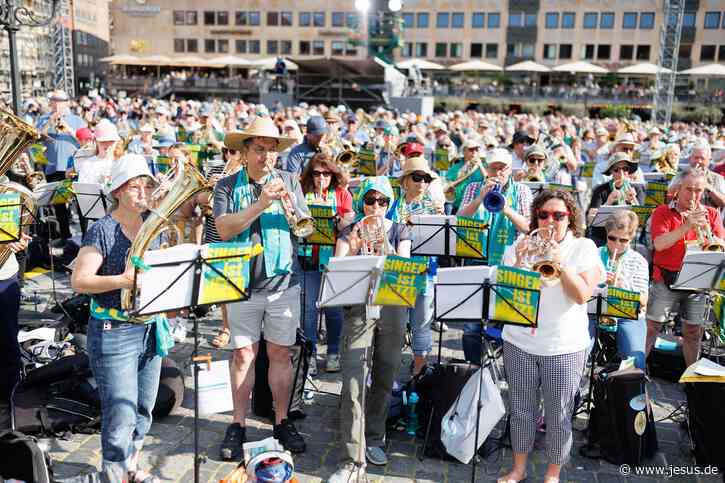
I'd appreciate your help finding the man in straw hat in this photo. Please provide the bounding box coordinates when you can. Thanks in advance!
[213,117,309,460]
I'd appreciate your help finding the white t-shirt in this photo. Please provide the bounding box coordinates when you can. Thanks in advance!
[76,154,113,186]
[501,232,605,356]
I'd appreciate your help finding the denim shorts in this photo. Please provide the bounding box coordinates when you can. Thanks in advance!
[646,281,708,325]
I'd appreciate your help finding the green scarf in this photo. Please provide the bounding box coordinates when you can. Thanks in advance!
[301,189,336,271]
[231,168,292,280]
[473,181,520,265]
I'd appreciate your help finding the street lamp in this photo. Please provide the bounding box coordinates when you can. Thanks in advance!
[1,0,60,114]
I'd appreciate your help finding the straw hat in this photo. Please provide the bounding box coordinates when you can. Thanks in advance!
[399,156,438,180]
[613,132,638,147]
[224,117,296,152]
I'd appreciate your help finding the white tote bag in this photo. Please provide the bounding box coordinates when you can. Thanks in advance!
[440,367,506,464]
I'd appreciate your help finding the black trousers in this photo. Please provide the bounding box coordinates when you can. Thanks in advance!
[0,274,21,403]
[45,171,72,239]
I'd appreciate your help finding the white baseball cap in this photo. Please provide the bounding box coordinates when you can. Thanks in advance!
[109,153,155,194]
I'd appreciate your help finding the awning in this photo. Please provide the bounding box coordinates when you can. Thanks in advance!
[505,60,551,73]
[680,63,725,76]
[208,55,253,67]
[251,57,299,70]
[169,56,224,68]
[100,54,142,65]
[449,60,502,72]
[552,61,609,74]
[618,62,672,75]
[396,58,445,70]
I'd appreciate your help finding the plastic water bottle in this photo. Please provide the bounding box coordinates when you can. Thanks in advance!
[428,257,438,281]
[406,391,420,436]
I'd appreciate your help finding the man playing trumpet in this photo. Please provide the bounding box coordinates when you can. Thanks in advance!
[646,168,725,368]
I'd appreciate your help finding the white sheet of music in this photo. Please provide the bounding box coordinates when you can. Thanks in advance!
[197,359,234,416]
[318,255,384,307]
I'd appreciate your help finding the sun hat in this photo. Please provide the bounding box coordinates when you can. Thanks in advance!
[524,145,548,160]
[139,123,155,133]
[94,120,121,142]
[399,156,438,180]
[48,90,69,102]
[153,130,177,148]
[603,152,638,175]
[509,130,534,148]
[224,116,296,152]
[486,148,513,167]
[613,132,638,147]
[462,138,482,150]
[109,153,156,194]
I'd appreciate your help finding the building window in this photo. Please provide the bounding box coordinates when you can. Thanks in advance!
[543,44,557,59]
[216,39,227,53]
[562,12,575,28]
[267,12,279,26]
[472,12,485,28]
[436,12,449,28]
[345,44,356,56]
[704,11,720,29]
[488,13,500,28]
[299,12,311,26]
[204,39,215,53]
[332,12,345,27]
[679,44,692,60]
[249,40,260,54]
[636,45,650,60]
[583,12,597,29]
[332,41,344,56]
[620,45,634,60]
[450,43,462,57]
[187,39,198,53]
[403,13,414,28]
[623,12,637,29]
[281,11,293,26]
[313,12,325,27]
[217,12,228,25]
[600,12,614,29]
[187,11,197,25]
[415,42,428,57]
[402,42,413,57]
[545,12,559,29]
[417,13,429,28]
[719,45,725,61]
[173,11,185,25]
[267,40,278,55]
[583,44,595,60]
[346,13,358,28]
[299,41,310,55]
[682,12,695,27]
[281,41,292,55]
[174,38,185,53]
[312,40,324,55]
[525,14,537,26]
[236,39,247,54]
[471,43,483,57]
[559,44,572,59]
[701,44,716,61]
[249,12,260,26]
[485,43,498,58]
[597,44,611,59]
[204,11,215,25]
[509,12,523,27]
[451,12,464,28]
[435,42,447,57]
[639,12,654,29]
[235,11,248,25]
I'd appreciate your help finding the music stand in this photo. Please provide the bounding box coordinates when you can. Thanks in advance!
[70,182,109,236]
[408,215,489,261]
[131,244,255,483]
[427,265,541,483]
[0,192,24,244]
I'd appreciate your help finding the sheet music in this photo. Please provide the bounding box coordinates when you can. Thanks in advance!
[318,255,385,307]
[197,360,234,416]
[693,358,725,377]
[136,243,199,314]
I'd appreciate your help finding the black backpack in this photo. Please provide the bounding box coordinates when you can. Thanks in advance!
[0,430,52,483]
[685,382,725,473]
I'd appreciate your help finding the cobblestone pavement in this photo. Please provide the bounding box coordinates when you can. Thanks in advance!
[13,268,722,483]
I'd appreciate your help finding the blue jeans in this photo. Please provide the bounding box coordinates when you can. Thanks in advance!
[409,280,434,356]
[0,275,20,403]
[87,318,162,482]
[303,270,343,355]
[588,316,647,370]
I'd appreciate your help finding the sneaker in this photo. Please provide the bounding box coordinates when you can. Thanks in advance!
[273,418,306,453]
[220,423,245,461]
[308,356,318,377]
[327,463,366,483]
[326,354,341,373]
[432,320,449,332]
[365,446,388,466]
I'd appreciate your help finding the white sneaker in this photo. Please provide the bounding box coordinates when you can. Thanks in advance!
[327,463,366,483]
[308,356,318,377]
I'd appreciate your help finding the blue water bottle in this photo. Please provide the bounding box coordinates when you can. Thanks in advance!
[406,391,420,436]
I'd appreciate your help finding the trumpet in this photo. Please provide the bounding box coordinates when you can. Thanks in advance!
[269,167,315,238]
[358,215,388,256]
[443,160,484,203]
[689,198,725,252]
[521,226,561,283]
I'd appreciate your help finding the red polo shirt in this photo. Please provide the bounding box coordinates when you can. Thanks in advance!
[650,203,725,282]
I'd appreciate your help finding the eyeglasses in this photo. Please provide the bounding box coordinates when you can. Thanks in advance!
[536,210,569,221]
[312,170,332,178]
[607,235,630,244]
[410,173,433,183]
[364,196,389,207]
[250,144,276,155]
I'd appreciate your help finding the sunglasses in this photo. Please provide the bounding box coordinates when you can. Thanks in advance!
[466,146,480,151]
[610,166,631,174]
[364,196,390,207]
[411,173,433,183]
[527,158,546,165]
[536,210,569,221]
[223,148,239,154]
[312,170,332,177]
[607,235,630,243]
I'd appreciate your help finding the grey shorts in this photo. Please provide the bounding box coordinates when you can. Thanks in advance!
[226,284,301,348]
[646,281,708,325]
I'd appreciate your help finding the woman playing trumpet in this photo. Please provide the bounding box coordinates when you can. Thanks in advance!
[499,190,604,483]
[329,177,411,483]
[591,210,649,370]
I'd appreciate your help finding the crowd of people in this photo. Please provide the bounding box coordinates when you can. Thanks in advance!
[2,89,725,483]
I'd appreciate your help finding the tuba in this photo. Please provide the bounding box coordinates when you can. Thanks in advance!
[120,159,211,311]
[0,110,41,267]
[521,226,561,283]
[358,215,388,256]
